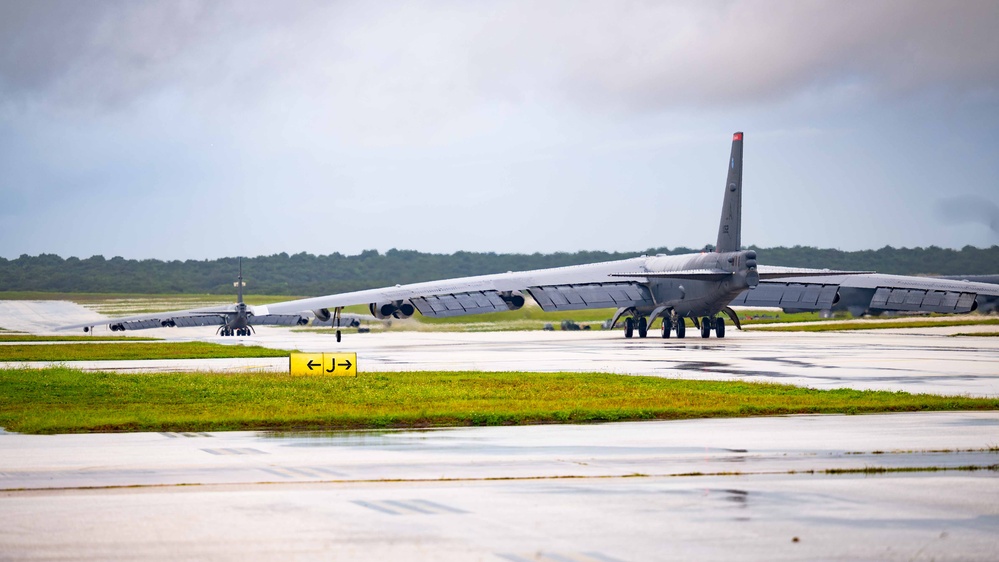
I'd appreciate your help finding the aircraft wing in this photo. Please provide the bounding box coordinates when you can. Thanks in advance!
[257,258,894,320]
[731,271,999,315]
[258,256,659,318]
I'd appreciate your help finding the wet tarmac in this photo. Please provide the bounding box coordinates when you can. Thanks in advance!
[4,326,998,396]
[2,413,998,561]
[3,301,999,559]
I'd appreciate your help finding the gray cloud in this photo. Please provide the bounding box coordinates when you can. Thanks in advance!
[3,1,997,118]
[2,1,999,259]
[936,195,999,235]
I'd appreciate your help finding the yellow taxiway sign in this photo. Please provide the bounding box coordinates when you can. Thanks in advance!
[290,352,357,376]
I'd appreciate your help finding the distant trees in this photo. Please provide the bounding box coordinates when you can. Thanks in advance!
[1,246,997,296]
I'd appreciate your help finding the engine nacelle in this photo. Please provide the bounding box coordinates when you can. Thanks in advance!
[370,300,416,319]
[313,308,332,322]
[500,291,526,310]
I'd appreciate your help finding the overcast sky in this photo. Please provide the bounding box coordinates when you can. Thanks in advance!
[2,0,998,260]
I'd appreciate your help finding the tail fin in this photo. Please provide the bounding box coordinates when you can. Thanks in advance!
[715,132,744,253]
[235,258,245,304]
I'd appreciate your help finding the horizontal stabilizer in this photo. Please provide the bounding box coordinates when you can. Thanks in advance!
[610,269,733,281]
[757,266,874,280]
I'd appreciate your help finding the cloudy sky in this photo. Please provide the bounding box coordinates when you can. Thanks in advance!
[2,0,998,260]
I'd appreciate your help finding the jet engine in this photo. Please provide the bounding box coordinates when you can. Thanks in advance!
[313,308,332,322]
[370,300,416,319]
[500,291,526,310]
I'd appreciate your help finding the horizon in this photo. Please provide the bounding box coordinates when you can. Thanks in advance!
[4,243,998,264]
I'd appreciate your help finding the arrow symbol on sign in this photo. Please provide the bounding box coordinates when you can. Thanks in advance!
[307,359,319,370]
[326,358,354,372]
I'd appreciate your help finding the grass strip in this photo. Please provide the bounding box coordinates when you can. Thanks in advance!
[818,465,999,475]
[749,318,999,332]
[0,342,290,361]
[1,368,996,434]
[0,335,160,342]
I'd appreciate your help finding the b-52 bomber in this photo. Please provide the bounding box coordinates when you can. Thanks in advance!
[67,132,999,341]
[61,260,365,336]
[255,132,999,341]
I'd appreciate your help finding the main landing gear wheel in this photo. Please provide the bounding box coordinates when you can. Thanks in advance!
[637,316,648,338]
[715,317,726,338]
[332,306,344,343]
[700,317,712,338]
[624,317,635,338]
[661,315,672,338]
[676,317,686,338]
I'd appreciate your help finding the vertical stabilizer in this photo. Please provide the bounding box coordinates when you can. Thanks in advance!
[236,258,244,304]
[715,132,744,253]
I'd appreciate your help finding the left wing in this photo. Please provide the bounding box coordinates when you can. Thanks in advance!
[731,271,999,315]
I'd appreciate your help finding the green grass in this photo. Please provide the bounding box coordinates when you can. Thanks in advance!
[0,342,291,362]
[1,368,996,434]
[733,311,851,324]
[0,335,160,342]
[749,318,999,332]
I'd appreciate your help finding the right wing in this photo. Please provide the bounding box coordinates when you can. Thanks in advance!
[258,257,656,318]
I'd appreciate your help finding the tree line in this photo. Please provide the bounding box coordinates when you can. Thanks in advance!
[1,245,996,296]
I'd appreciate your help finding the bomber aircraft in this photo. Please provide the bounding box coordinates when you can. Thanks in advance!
[65,133,999,341]
[61,259,365,336]
[251,132,999,342]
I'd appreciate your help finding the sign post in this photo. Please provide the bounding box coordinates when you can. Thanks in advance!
[290,352,357,377]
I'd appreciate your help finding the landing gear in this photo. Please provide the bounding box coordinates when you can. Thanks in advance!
[624,317,634,338]
[332,306,344,342]
[660,312,687,338]
[691,316,726,339]
[218,326,254,337]
[637,316,648,338]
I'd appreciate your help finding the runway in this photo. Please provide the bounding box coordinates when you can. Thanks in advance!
[2,301,999,559]
[4,326,999,396]
[2,413,998,561]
